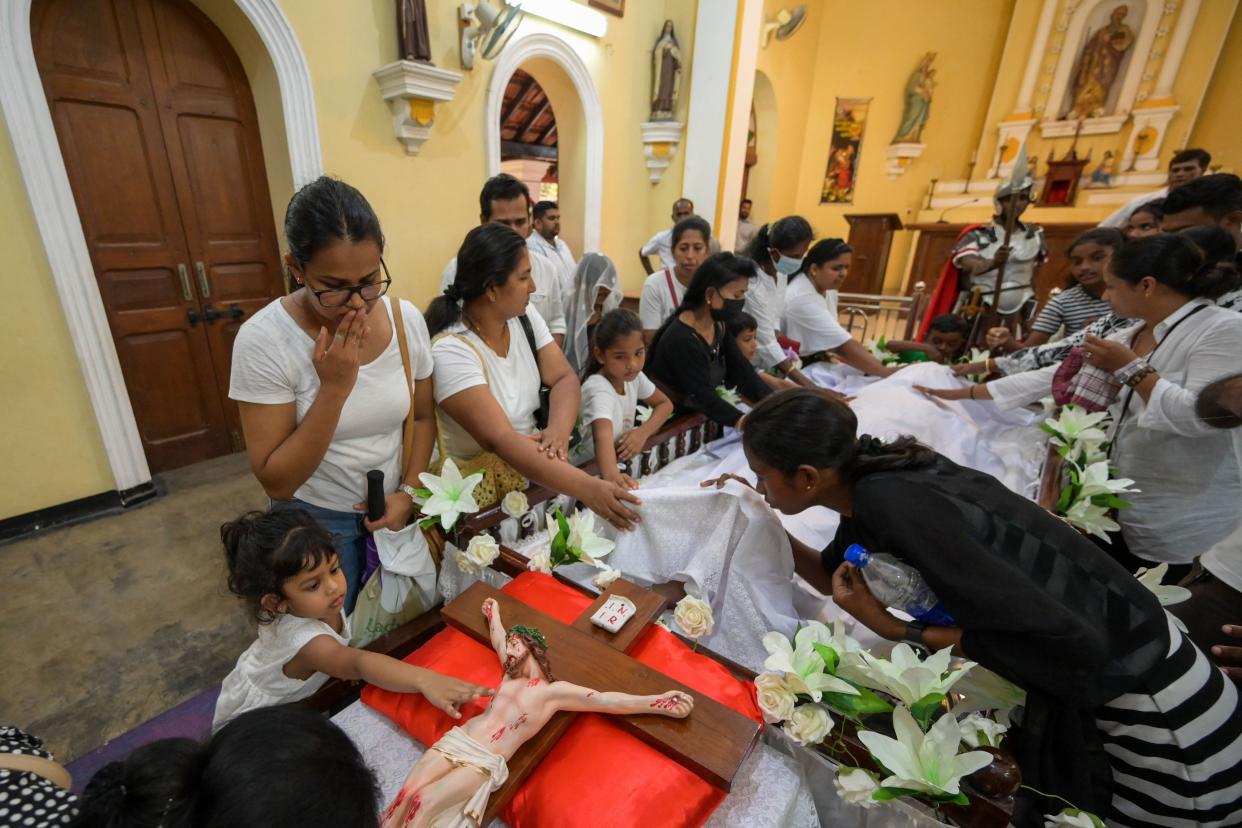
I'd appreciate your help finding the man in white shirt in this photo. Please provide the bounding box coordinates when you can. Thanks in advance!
[528,200,577,300]
[639,198,695,275]
[1099,148,1211,229]
[440,174,566,345]
[735,199,758,252]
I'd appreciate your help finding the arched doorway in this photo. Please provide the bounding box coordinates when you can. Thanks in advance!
[486,32,603,255]
[746,69,778,225]
[32,0,285,472]
[499,69,559,204]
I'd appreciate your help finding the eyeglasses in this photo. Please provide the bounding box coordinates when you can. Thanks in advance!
[305,259,392,307]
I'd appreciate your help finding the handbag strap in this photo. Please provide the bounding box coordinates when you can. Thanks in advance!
[664,268,679,306]
[1110,302,1210,455]
[517,313,541,366]
[0,752,72,791]
[389,298,418,483]
[430,331,490,463]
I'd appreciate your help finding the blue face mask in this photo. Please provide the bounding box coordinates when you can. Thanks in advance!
[774,254,802,276]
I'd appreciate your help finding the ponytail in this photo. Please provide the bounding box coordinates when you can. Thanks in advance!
[791,238,851,282]
[74,739,200,828]
[743,389,935,480]
[426,223,528,336]
[744,222,774,268]
[744,215,814,273]
[1179,224,1241,300]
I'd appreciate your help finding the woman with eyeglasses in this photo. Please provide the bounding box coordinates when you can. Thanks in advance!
[229,177,435,613]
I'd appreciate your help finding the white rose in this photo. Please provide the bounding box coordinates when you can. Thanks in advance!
[501,490,530,519]
[754,672,796,724]
[784,703,834,747]
[526,544,553,574]
[454,534,500,576]
[833,767,879,808]
[1043,810,1103,828]
[959,712,1008,749]
[673,595,714,639]
[592,565,621,589]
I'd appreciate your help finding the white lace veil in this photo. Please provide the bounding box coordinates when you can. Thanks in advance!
[564,253,622,374]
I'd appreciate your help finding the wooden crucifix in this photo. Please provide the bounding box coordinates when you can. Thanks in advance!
[381,579,760,827]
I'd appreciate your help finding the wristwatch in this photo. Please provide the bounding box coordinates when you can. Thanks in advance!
[903,620,929,652]
[397,483,420,503]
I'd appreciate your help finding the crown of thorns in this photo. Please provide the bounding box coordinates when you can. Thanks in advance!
[508,625,547,650]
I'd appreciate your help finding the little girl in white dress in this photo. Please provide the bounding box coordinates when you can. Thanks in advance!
[212,509,492,730]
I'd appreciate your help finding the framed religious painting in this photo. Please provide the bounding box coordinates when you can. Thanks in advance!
[589,0,624,16]
[820,97,871,204]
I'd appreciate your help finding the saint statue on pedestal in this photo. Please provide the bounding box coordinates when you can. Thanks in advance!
[651,21,682,121]
[397,0,432,62]
[1065,5,1135,120]
[892,52,937,145]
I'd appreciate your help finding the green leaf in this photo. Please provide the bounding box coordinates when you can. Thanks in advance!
[554,507,571,540]
[873,786,925,802]
[1055,486,1076,516]
[822,686,893,717]
[412,487,432,499]
[418,516,438,530]
[910,692,946,729]
[812,643,840,673]
[1092,494,1131,510]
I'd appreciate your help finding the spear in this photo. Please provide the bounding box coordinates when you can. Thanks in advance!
[992,140,1030,313]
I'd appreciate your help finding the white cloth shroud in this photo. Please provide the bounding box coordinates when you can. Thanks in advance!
[429,726,509,828]
[374,524,438,612]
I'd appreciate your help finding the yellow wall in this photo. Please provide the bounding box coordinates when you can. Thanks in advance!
[1188,2,1242,169]
[0,0,695,518]
[0,126,115,517]
[777,0,1015,291]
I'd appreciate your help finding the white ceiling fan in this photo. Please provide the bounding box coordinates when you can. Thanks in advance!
[762,5,807,49]
[460,1,524,70]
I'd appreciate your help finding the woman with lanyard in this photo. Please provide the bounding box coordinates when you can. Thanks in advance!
[230,178,435,613]
[783,239,900,377]
[734,389,1242,827]
[921,233,1242,582]
[742,216,817,387]
[562,253,623,376]
[645,252,772,430]
[638,216,710,345]
[426,223,641,530]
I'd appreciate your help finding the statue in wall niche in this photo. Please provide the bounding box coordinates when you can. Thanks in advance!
[397,0,432,62]
[651,20,682,121]
[1065,4,1135,119]
[892,51,937,144]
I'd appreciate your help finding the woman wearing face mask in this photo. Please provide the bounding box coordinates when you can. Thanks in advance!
[563,253,622,375]
[742,216,817,387]
[783,239,898,377]
[639,216,711,345]
[645,253,773,429]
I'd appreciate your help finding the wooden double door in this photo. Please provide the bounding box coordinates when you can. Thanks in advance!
[34,0,285,472]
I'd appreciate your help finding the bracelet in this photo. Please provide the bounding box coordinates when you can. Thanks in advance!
[985,358,994,374]
[1124,364,1158,388]
[735,413,747,432]
[397,483,419,503]
[1113,358,1146,384]
[969,384,977,400]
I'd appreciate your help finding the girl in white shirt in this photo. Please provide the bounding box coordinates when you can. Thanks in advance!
[229,177,437,613]
[579,310,673,490]
[426,224,643,531]
[213,509,489,731]
[783,239,898,377]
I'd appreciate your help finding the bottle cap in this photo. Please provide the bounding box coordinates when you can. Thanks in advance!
[843,544,869,566]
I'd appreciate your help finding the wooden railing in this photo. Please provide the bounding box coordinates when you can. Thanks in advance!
[838,281,928,343]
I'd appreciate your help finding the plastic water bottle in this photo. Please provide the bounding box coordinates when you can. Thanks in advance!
[843,544,956,626]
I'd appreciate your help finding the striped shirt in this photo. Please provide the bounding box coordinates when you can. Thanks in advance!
[1030,284,1110,335]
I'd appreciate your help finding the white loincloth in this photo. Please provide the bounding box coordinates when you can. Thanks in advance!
[429,726,509,827]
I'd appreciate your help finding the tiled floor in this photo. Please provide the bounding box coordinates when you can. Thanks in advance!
[0,452,266,762]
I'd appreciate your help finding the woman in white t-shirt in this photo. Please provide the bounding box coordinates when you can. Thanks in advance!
[783,239,898,377]
[638,216,710,345]
[229,177,436,613]
[426,224,643,530]
[578,309,674,490]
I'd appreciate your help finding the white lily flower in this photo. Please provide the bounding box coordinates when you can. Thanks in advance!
[858,706,993,798]
[635,404,653,425]
[1063,499,1120,541]
[1135,563,1191,606]
[837,644,972,708]
[1044,405,1109,449]
[834,767,879,808]
[592,565,622,590]
[950,665,1026,722]
[965,348,992,382]
[715,385,741,406]
[762,623,859,702]
[958,712,1008,748]
[1044,809,1105,828]
[1074,461,1138,500]
[566,509,615,565]
[828,618,868,672]
[417,458,484,531]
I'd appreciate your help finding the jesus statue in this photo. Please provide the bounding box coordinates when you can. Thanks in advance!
[380,597,695,827]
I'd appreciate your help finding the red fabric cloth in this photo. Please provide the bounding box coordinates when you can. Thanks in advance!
[917,223,982,340]
[361,573,762,828]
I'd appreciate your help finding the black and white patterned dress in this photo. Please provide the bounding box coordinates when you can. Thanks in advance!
[0,727,78,827]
